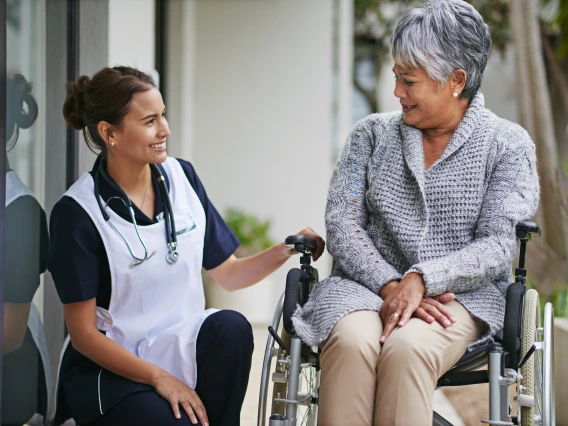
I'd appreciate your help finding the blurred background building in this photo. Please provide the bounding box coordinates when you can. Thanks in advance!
[0,1,567,425]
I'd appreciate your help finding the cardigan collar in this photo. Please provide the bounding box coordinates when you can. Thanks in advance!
[399,92,485,192]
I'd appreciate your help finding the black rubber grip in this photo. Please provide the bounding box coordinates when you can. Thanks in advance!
[285,235,317,253]
[503,282,524,357]
[283,268,309,334]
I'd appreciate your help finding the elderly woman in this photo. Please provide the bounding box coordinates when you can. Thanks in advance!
[292,1,540,425]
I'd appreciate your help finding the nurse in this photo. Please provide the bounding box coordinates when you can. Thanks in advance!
[48,66,324,426]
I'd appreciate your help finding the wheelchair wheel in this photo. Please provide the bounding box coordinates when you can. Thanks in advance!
[270,328,319,426]
[520,291,556,426]
[520,289,540,426]
[271,328,292,417]
[257,294,320,426]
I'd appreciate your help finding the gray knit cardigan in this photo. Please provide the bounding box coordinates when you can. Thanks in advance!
[292,93,540,350]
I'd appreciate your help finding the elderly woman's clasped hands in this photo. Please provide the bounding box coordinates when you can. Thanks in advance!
[378,274,457,343]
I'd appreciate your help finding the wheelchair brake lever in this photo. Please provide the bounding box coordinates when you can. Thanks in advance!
[518,344,536,370]
[268,326,287,352]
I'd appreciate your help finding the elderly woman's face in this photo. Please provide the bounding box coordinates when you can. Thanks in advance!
[392,64,458,130]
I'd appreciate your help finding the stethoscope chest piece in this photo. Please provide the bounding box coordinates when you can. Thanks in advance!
[167,242,179,264]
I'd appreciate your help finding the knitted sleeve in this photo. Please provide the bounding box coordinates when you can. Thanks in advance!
[412,126,540,297]
[326,118,402,294]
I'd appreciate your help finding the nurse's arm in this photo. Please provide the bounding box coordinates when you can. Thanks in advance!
[64,298,209,425]
[208,227,325,292]
[3,302,31,355]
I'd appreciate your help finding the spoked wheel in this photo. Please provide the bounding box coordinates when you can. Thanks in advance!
[257,294,320,426]
[268,329,320,426]
[257,294,285,426]
[271,328,291,418]
[520,291,555,426]
[292,353,320,426]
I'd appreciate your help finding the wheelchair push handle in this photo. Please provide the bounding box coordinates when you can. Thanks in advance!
[285,235,317,255]
[515,221,540,276]
[515,221,540,240]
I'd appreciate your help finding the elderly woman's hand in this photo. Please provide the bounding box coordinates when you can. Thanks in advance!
[380,282,457,329]
[413,293,457,328]
[379,272,425,343]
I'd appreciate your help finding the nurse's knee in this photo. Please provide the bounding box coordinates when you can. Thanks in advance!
[207,310,253,353]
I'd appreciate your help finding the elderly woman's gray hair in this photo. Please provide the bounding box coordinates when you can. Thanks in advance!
[391,0,491,101]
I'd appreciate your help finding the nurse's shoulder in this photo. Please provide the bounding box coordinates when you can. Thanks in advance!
[48,195,104,304]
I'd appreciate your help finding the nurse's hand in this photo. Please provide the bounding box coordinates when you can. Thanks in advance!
[154,372,209,425]
[283,227,325,261]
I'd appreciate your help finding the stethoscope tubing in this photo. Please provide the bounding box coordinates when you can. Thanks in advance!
[94,158,178,267]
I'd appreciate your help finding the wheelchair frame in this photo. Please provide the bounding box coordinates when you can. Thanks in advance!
[257,222,555,426]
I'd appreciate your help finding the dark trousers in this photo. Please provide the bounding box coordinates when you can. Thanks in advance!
[84,310,254,426]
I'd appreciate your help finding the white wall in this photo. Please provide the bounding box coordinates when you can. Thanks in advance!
[108,0,156,75]
[190,0,342,312]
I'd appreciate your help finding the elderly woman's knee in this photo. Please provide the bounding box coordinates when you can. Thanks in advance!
[379,333,441,378]
[323,312,381,359]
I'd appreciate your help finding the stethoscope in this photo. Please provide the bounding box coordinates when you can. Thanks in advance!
[94,158,179,268]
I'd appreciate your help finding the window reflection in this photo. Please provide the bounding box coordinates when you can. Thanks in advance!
[4,1,50,425]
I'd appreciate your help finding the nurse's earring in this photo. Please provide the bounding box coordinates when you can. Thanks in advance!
[111,141,115,147]
[453,92,459,98]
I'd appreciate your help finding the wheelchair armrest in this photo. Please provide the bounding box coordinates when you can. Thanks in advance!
[502,282,524,368]
[283,268,310,335]
[516,221,540,239]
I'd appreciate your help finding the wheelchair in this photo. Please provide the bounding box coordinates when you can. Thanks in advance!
[257,221,556,426]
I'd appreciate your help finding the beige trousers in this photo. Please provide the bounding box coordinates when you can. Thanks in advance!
[317,301,483,426]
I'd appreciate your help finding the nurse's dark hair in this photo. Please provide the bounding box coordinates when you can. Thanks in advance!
[7,74,38,151]
[62,66,156,156]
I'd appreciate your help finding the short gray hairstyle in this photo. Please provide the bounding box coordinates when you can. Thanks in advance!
[391,0,491,100]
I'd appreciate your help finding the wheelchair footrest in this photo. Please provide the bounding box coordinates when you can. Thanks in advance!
[481,420,513,425]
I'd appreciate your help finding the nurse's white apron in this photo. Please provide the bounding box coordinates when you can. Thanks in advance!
[64,157,218,392]
[5,170,53,421]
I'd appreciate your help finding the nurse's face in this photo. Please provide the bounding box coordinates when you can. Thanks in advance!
[111,87,171,166]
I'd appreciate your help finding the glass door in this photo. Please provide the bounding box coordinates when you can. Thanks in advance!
[3,0,50,424]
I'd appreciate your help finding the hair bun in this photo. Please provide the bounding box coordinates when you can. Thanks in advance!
[63,75,90,130]
[6,74,39,132]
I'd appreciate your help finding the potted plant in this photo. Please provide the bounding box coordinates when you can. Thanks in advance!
[203,208,277,325]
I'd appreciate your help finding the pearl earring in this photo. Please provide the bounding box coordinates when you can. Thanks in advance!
[111,142,115,146]
[453,92,459,98]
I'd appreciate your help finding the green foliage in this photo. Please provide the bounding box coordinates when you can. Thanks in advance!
[527,279,568,317]
[468,0,510,54]
[543,0,568,58]
[560,155,568,179]
[224,208,276,255]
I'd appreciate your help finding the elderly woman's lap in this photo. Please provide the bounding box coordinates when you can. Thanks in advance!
[380,300,482,372]
[318,301,483,426]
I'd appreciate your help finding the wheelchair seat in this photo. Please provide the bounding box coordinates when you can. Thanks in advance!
[452,329,503,368]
